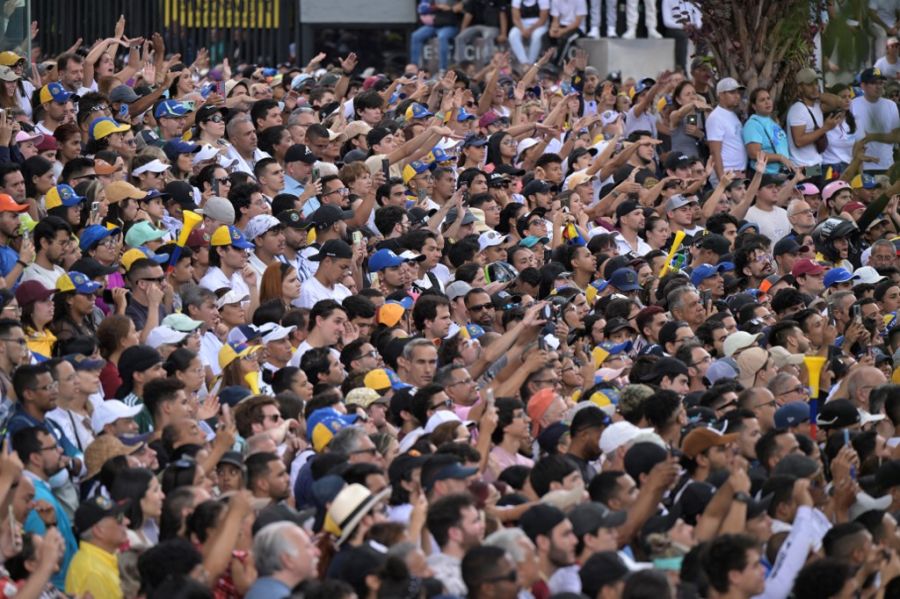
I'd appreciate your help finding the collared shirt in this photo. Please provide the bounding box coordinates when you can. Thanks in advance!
[226,146,271,176]
[65,541,122,599]
[613,231,653,257]
[244,576,292,599]
[281,174,306,199]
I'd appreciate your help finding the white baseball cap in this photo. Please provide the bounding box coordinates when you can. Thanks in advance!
[91,400,144,434]
[723,331,763,358]
[478,230,509,252]
[260,323,297,344]
[599,421,653,455]
[132,159,171,176]
[853,266,886,286]
[146,325,188,349]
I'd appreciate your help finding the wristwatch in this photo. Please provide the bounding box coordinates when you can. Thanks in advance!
[734,492,752,504]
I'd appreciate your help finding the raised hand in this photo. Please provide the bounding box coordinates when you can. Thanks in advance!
[339,52,358,74]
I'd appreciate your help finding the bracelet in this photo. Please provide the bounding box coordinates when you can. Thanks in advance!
[15,260,26,268]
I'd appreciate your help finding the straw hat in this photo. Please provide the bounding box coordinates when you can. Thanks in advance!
[324,483,391,546]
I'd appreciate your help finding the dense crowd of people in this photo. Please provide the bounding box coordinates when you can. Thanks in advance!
[0,6,898,599]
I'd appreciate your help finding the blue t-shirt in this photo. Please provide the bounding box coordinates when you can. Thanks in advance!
[742,114,789,173]
[0,245,18,278]
[24,475,78,589]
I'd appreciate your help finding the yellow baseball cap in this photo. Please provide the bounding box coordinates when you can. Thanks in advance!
[104,181,146,204]
[0,51,23,67]
[218,342,261,370]
[89,116,130,141]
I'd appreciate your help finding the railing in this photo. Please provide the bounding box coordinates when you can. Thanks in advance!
[30,0,298,67]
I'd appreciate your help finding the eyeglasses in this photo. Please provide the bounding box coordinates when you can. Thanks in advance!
[241,354,258,362]
[72,174,98,182]
[0,337,26,346]
[501,139,518,146]
[324,187,350,197]
[354,350,378,361]
[262,413,283,422]
[468,303,494,313]
[204,114,225,123]
[690,355,712,367]
[350,447,378,457]
[778,385,809,396]
[39,444,61,453]
[484,570,518,584]
[431,399,453,410]
[140,276,165,283]
[32,382,59,392]
[215,177,231,186]
[527,219,544,227]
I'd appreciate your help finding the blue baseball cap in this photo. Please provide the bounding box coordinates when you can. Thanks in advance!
[307,407,358,452]
[137,246,169,264]
[431,146,452,163]
[824,267,858,288]
[56,271,102,295]
[405,102,433,120]
[519,235,549,248]
[609,267,641,292]
[39,82,73,104]
[162,139,200,162]
[154,99,191,119]
[368,249,406,273]
[79,224,121,251]
[600,340,633,356]
[456,108,476,122]
[690,263,728,287]
[462,133,488,147]
[774,401,810,429]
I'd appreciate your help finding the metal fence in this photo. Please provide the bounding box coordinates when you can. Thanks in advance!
[31,0,298,67]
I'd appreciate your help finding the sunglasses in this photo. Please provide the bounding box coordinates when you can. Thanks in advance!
[468,303,494,312]
[204,114,225,123]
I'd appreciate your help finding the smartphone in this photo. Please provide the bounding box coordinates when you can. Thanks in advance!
[212,178,220,197]
[370,272,380,288]
[851,304,862,322]
[200,83,215,98]
[381,158,391,181]
[90,201,99,215]
[352,231,362,246]
[686,113,698,126]
[312,167,320,182]
[484,387,495,410]
[843,428,850,446]
[21,227,29,242]
[700,289,712,305]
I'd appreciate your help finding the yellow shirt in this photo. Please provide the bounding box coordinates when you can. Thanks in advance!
[25,326,55,360]
[64,541,123,599]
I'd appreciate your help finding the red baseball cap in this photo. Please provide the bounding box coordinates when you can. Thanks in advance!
[791,259,826,277]
[0,193,27,213]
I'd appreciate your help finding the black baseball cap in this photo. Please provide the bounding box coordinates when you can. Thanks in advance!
[815,399,860,429]
[310,239,353,261]
[420,454,478,491]
[568,502,627,538]
[285,144,318,164]
[74,495,130,535]
[664,152,693,171]
[309,205,353,229]
[522,179,551,197]
[277,209,309,229]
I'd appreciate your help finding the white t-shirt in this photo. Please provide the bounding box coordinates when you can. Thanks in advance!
[822,121,856,165]
[874,56,900,80]
[786,101,824,167]
[550,0,587,27]
[198,266,252,302]
[21,263,66,290]
[293,276,351,309]
[200,331,224,376]
[706,106,748,171]
[288,341,340,368]
[850,95,900,171]
[745,205,791,244]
